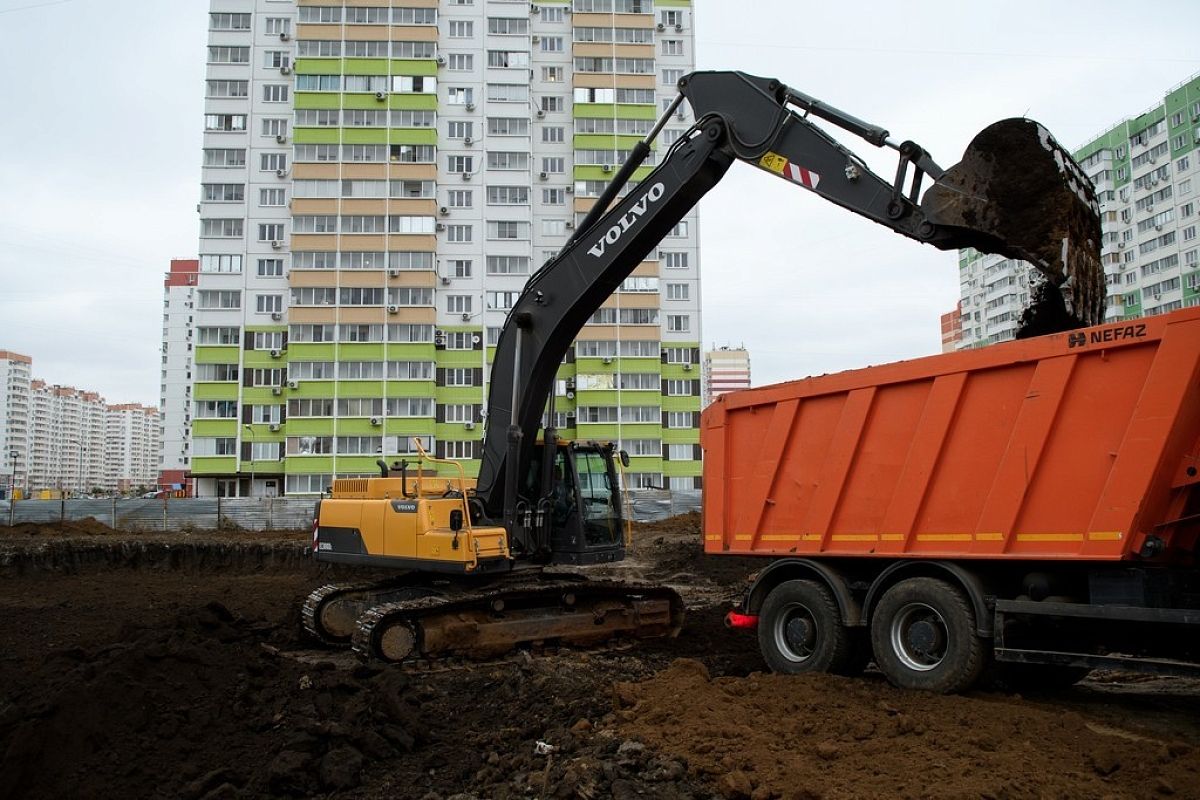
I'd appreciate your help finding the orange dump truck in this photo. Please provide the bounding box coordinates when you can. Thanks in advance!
[705,308,1200,692]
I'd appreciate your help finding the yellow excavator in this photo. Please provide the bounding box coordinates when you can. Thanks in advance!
[302,70,1103,663]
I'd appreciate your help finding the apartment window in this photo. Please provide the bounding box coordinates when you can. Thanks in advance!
[447,189,473,208]
[450,259,473,278]
[340,361,385,380]
[447,155,474,174]
[205,114,246,132]
[440,332,473,351]
[488,117,529,136]
[541,6,565,21]
[195,364,239,382]
[448,20,474,38]
[666,411,695,429]
[488,221,529,240]
[197,326,241,345]
[661,251,689,269]
[444,403,474,423]
[261,118,288,138]
[541,66,564,83]
[446,225,472,243]
[487,186,529,205]
[542,219,566,236]
[209,13,250,30]
[663,346,694,364]
[288,324,335,342]
[388,215,436,234]
[258,223,285,242]
[264,18,290,36]
[488,17,528,35]
[486,255,530,275]
[666,314,690,332]
[287,436,333,455]
[294,109,338,127]
[200,254,243,273]
[448,120,474,139]
[341,287,387,306]
[668,220,689,237]
[542,156,564,173]
[448,53,473,71]
[540,96,564,113]
[297,40,341,57]
[296,75,340,92]
[204,147,247,167]
[543,188,565,205]
[263,50,289,69]
[445,368,477,387]
[259,188,286,207]
[257,259,284,277]
[665,283,689,301]
[488,84,530,102]
[488,151,529,170]
[202,183,244,203]
[388,287,434,306]
[540,36,564,52]
[206,80,246,99]
[194,438,238,457]
[542,126,564,143]
[197,290,241,310]
[388,252,435,271]
[256,294,283,314]
[446,295,473,314]
[293,215,337,233]
[251,404,281,424]
[391,76,436,95]
[339,324,384,343]
[208,46,249,64]
[388,360,435,379]
[200,219,243,238]
[298,6,340,22]
[575,87,614,104]
[260,152,287,172]
[448,86,475,105]
[487,290,520,310]
[665,379,693,396]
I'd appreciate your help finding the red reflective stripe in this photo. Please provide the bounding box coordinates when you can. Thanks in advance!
[725,611,759,629]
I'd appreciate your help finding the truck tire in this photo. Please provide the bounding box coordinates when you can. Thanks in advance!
[758,579,854,675]
[870,577,985,693]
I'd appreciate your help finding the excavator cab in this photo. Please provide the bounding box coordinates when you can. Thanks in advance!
[524,440,627,566]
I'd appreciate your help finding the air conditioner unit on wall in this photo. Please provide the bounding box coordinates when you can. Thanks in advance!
[268,423,280,432]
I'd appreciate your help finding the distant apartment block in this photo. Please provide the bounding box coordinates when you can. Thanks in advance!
[188,0,702,496]
[956,72,1200,347]
[939,302,962,352]
[0,351,32,498]
[703,345,750,406]
[160,259,199,493]
[0,350,161,496]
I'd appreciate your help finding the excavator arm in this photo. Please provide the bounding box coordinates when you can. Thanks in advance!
[474,71,1102,553]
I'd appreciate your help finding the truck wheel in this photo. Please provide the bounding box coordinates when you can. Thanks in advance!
[758,580,853,675]
[870,577,985,693]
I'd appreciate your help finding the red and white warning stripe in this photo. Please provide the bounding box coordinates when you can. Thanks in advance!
[786,163,820,189]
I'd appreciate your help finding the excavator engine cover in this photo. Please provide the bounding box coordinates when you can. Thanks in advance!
[921,118,1103,336]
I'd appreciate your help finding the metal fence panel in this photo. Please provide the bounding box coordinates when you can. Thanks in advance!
[2,492,699,531]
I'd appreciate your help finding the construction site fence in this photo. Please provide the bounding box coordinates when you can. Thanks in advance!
[0,490,701,532]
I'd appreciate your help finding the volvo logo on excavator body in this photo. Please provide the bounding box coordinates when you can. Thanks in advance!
[587,182,666,258]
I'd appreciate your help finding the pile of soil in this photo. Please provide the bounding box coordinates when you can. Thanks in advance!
[0,602,426,800]
[616,659,1200,799]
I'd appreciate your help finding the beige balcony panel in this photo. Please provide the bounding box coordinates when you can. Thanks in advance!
[289,271,338,288]
[388,271,437,287]
[572,43,654,59]
[387,233,437,250]
[572,13,654,28]
[291,198,340,215]
[389,25,439,41]
[288,307,338,325]
[293,164,341,180]
[336,198,389,214]
[573,72,655,90]
[291,234,339,250]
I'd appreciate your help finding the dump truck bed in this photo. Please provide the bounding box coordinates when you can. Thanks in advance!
[702,308,1200,562]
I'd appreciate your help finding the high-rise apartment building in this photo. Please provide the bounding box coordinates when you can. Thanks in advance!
[107,404,163,493]
[956,73,1200,347]
[193,0,701,497]
[703,345,749,407]
[27,381,109,495]
[160,259,199,492]
[0,351,32,498]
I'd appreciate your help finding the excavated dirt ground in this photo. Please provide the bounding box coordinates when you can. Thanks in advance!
[1,515,1198,800]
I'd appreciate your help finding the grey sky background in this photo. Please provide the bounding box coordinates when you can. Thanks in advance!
[1,0,1198,404]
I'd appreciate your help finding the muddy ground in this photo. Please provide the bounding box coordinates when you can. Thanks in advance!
[0,515,1198,800]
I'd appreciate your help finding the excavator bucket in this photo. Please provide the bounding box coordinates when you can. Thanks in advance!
[921,118,1104,336]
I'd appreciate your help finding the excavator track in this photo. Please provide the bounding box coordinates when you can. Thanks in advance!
[300,575,442,646]
[349,577,685,663]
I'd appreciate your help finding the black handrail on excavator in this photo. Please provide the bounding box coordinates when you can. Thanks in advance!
[472,70,1098,558]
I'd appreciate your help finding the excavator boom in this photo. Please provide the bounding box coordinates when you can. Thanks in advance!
[476,70,1103,534]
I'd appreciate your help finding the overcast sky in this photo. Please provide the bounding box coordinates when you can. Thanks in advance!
[1,0,1198,404]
